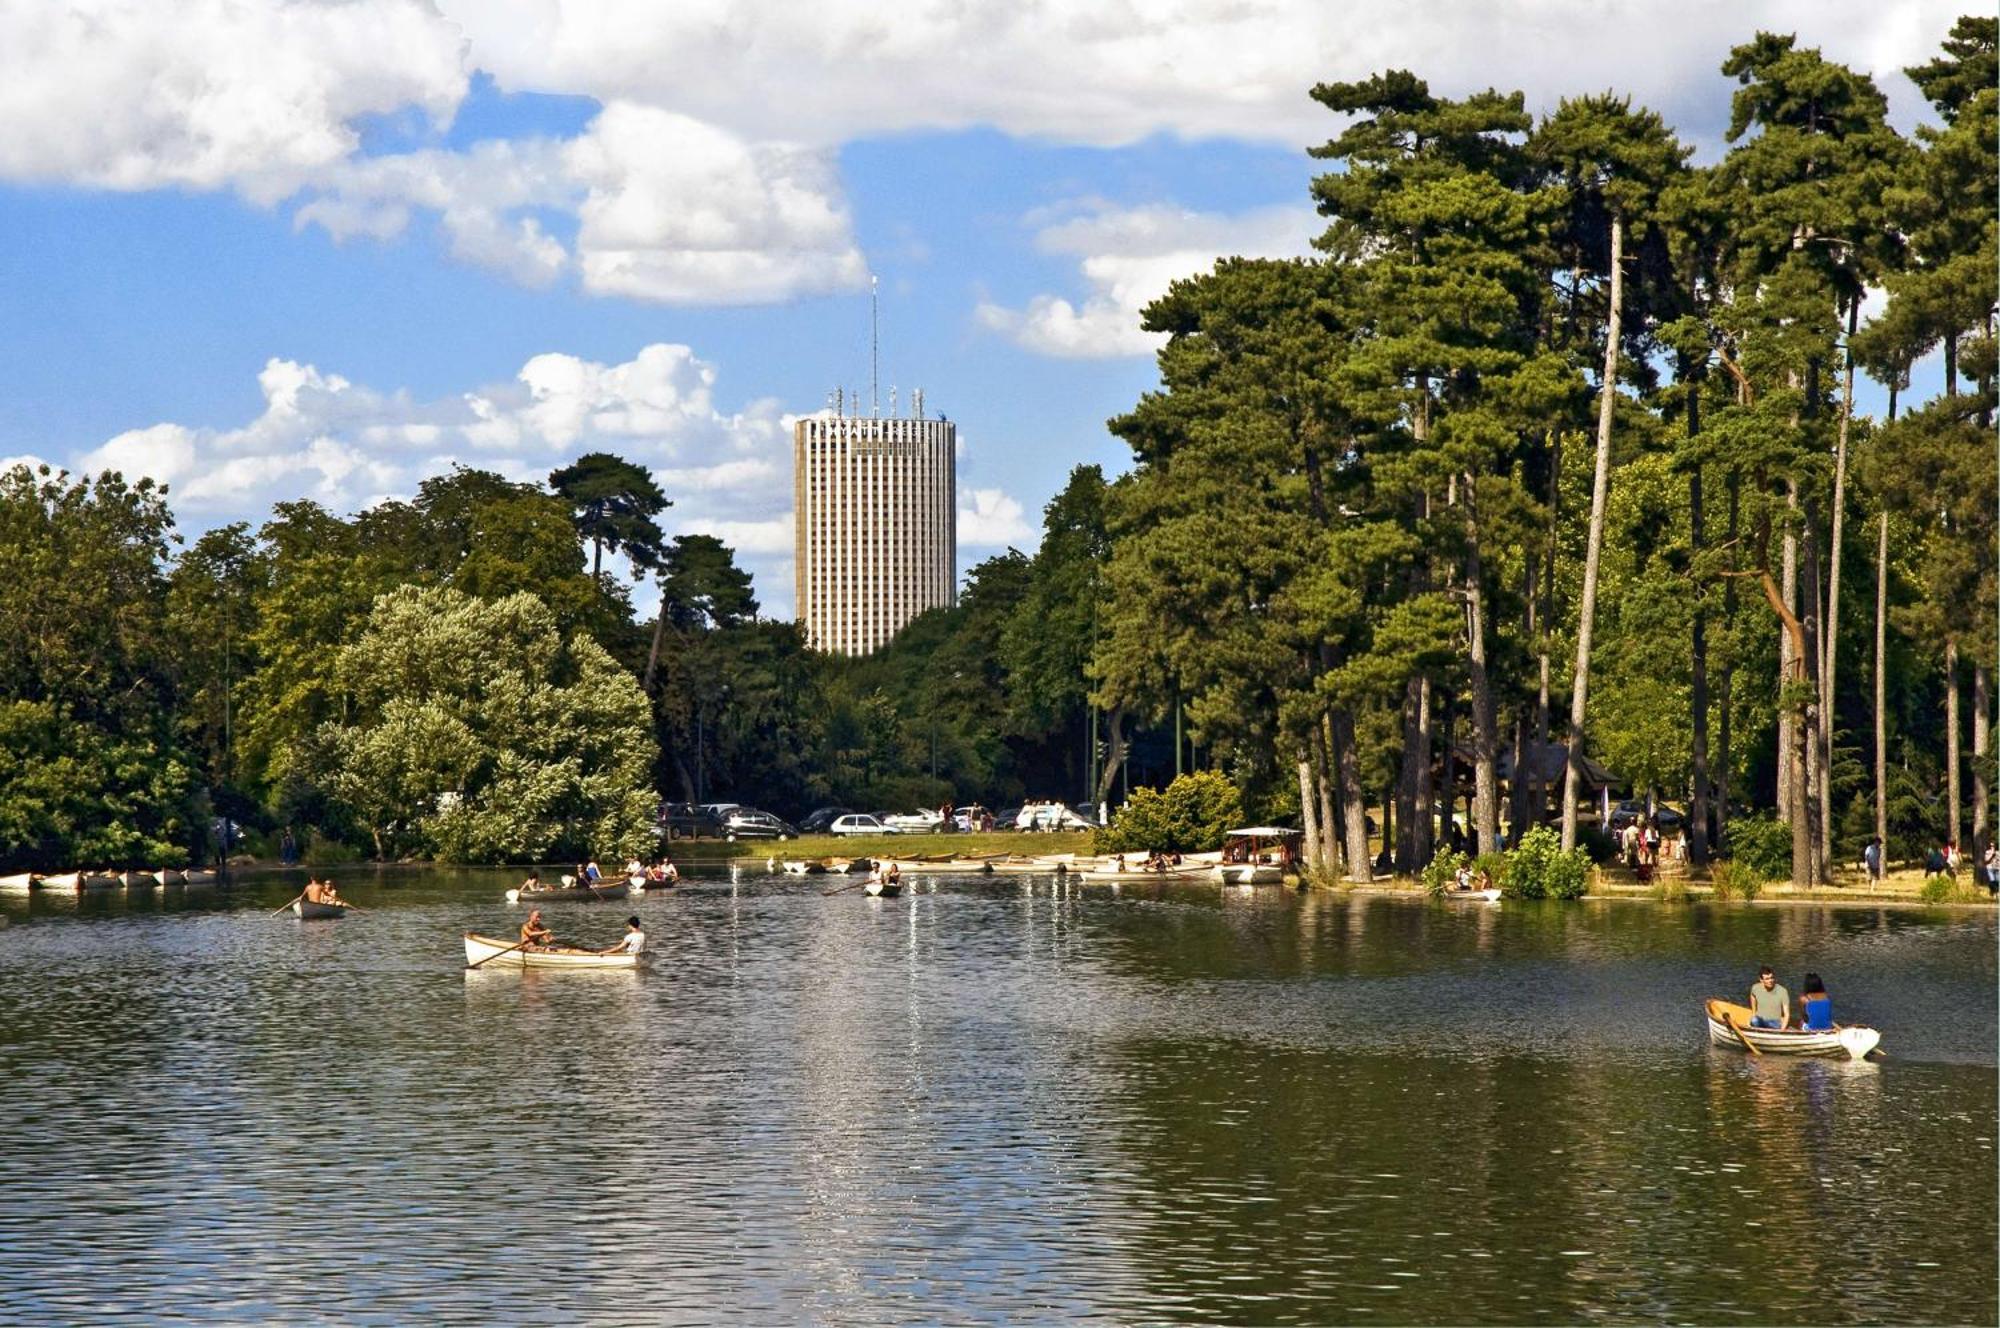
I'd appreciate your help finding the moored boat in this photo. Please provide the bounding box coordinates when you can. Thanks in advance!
[463,932,640,970]
[292,898,348,919]
[505,880,630,904]
[882,857,994,875]
[118,870,159,890]
[781,860,828,875]
[1212,863,1284,885]
[178,869,218,887]
[38,871,82,891]
[1704,998,1881,1059]
[1077,864,1206,882]
[79,872,122,891]
[0,872,37,892]
[1443,887,1503,903]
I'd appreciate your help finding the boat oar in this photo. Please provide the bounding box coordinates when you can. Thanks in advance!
[1731,1015,1762,1056]
[270,894,304,917]
[469,938,532,969]
[822,880,867,896]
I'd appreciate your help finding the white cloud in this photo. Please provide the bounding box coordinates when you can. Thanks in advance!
[977,202,1319,358]
[0,0,464,198]
[957,486,1036,548]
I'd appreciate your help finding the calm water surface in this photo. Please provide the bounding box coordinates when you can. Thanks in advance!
[0,869,1992,1325]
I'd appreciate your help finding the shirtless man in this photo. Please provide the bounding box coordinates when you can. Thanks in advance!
[519,909,555,950]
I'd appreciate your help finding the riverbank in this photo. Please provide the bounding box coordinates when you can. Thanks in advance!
[1313,865,1996,908]
[718,830,1096,863]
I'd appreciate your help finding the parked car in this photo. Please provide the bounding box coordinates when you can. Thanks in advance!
[828,813,899,836]
[1073,802,1105,826]
[991,807,1023,832]
[1015,801,1094,832]
[883,809,944,831]
[1609,800,1684,832]
[721,808,796,840]
[799,807,856,834]
[659,802,724,840]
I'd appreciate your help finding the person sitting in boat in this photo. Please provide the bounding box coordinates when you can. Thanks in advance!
[321,879,342,905]
[886,862,902,886]
[302,877,325,904]
[519,909,555,950]
[518,870,544,894]
[583,859,603,883]
[1799,973,1834,1031]
[1747,965,1790,1029]
[658,858,678,883]
[599,916,646,957]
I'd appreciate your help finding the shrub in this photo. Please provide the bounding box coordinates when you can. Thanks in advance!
[1919,874,1987,905]
[1505,825,1591,900]
[1577,824,1619,864]
[1722,814,1792,881]
[1420,849,1468,897]
[1652,874,1690,904]
[1709,860,1765,902]
[1095,771,1244,854]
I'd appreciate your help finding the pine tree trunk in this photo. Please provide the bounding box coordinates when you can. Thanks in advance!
[1396,678,1421,872]
[1945,641,1961,852]
[1414,676,1434,866]
[1094,707,1127,807]
[1779,485,1799,829]
[1332,707,1373,882]
[1562,211,1623,853]
[1316,717,1340,873]
[1802,509,1827,884]
[1875,509,1890,855]
[1298,756,1324,875]
[1718,474,1740,849]
[1974,664,1990,857]
[1688,384,1711,865]
[1462,475,1501,855]
[1821,299,1855,876]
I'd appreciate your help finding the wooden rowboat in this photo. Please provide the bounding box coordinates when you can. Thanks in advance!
[781,860,828,875]
[292,898,348,919]
[864,878,904,898]
[882,857,994,875]
[118,870,159,890]
[38,872,82,891]
[1704,998,1881,1059]
[0,872,37,892]
[463,932,640,970]
[1212,863,1284,885]
[505,880,630,903]
[1077,865,1207,883]
[178,870,218,887]
[80,872,122,891]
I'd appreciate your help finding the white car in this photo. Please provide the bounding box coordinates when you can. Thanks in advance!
[882,809,945,831]
[1015,801,1093,832]
[829,814,899,836]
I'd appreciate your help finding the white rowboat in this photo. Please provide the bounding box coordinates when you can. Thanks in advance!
[0,873,37,892]
[505,880,631,903]
[1704,999,1881,1059]
[1212,863,1284,885]
[464,932,640,970]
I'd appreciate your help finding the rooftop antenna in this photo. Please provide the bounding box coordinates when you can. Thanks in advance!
[870,275,880,418]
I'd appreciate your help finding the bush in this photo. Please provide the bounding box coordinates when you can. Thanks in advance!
[1722,814,1792,880]
[1652,874,1690,904]
[1709,860,1765,902]
[1919,874,1987,905]
[1095,771,1245,854]
[1577,824,1618,864]
[1505,825,1591,900]
[1420,849,1468,897]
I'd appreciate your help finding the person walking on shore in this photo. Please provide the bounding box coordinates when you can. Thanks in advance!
[1864,837,1883,883]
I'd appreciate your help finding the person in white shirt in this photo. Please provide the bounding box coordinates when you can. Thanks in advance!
[600,916,645,956]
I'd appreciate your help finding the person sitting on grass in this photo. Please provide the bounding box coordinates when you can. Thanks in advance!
[1747,965,1790,1030]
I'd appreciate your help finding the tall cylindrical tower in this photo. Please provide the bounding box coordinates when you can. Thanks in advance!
[794,408,956,655]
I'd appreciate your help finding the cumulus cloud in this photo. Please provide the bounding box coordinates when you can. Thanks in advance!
[61,343,1031,620]
[957,486,1036,548]
[977,202,1319,358]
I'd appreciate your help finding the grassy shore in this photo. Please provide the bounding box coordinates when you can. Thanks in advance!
[703,830,1096,862]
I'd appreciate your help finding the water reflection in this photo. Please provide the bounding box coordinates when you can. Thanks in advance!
[0,870,1988,1324]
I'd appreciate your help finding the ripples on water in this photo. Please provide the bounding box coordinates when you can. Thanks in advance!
[0,872,1990,1324]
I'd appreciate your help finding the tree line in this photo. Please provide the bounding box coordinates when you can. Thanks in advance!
[0,19,1991,883]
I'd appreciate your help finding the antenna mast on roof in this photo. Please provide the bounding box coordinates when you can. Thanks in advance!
[870,275,880,418]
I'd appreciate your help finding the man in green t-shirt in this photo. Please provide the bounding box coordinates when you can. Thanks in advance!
[1747,966,1790,1029]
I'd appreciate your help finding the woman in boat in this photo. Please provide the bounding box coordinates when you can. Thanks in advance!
[519,909,555,950]
[321,879,342,905]
[599,916,646,956]
[1799,973,1834,1031]
[658,858,678,883]
[886,862,902,888]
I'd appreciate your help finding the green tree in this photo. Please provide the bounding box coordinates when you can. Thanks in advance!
[1098,770,1245,854]
[314,586,657,862]
[548,452,671,587]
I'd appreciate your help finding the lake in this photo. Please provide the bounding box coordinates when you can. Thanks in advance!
[0,868,1991,1324]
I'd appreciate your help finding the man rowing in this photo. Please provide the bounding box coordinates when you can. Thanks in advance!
[519,909,555,950]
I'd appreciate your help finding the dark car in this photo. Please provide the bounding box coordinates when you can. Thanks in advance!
[799,807,855,834]
[991,807,1024,832]
[659,802,724,840]
[1609,799,1684,832]
[722,808,797,840]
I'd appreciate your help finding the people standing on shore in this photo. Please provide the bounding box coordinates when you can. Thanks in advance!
[1864,837,1883,883]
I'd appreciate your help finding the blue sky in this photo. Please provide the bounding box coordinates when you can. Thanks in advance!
[0,1,1961,617]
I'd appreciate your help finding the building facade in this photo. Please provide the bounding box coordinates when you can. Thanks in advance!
[793,407,956,656]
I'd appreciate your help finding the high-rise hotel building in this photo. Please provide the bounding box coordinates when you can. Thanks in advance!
[793,394,956,655]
